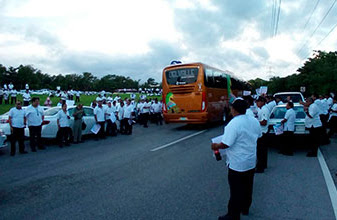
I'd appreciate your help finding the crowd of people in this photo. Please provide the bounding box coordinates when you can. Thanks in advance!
[211,92,337,220]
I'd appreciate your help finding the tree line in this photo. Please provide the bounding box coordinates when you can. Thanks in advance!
[0,64,159,92]
[249,51,337,96]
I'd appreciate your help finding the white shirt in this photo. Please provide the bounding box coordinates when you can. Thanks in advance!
[305,103,322,128]
[123,104,134,119]
[9,107,25,128]
[284,108,296,131]
[329,103,337,121]
[314,99,323,115]
[267,100,276,113]
[142,102,151,113]
[258,105,270,134]
[277,101,284,105]
[152,102,162,113]
[320,99,329,115]
[94,106,106,122]
[57,102,62,107]
[221,114,262,172]
[57,110,70,127]
[23,92,31,102]
[105,106,115,120]
[246,108,255,118]
[117,105,124,120]
[11,90,17,97]
[25,105,44,126]
[137,102,144,113]
[327,97,333,108]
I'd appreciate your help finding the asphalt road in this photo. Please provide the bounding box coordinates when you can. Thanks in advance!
[0,123,335,220]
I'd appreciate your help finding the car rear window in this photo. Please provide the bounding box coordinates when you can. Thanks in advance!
[274,94,303,103]
[270,106,305,119]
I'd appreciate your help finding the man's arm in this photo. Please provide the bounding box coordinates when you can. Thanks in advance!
[211,142,229,151]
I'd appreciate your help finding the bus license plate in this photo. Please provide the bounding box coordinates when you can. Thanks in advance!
[180,117,187,121]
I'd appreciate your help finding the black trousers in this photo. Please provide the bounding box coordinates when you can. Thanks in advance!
[121,118,132,135]
[142,113,149,127]
[29,125,43,150]
[320,114,330,144]
[281,131,294,154]
[154,112,163,125]
[11,96,17,104]
[106,120,117,136]
[58,127,71,146]
[0,95,3,104]
[308,127,321,156]
[256,134,268,171]
[11,127,25,155]
[96,122,106,139]
[23,101,30,106]
[227,168,255,220]
[328,116,337,137]
[75,96,80,103]
[4,99,9,104]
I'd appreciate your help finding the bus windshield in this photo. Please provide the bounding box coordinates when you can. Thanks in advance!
[165,68,199,85]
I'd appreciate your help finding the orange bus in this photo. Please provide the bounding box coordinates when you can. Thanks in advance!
[162,62,247,124]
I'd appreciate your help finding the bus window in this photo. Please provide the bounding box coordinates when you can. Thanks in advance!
[165,68,199,85]
[204,68,227,88]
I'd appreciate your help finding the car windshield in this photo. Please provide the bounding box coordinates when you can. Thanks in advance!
[44,107,61,116]
[165,68,199,85]
[270,106,306,119]
[274,94,303,103]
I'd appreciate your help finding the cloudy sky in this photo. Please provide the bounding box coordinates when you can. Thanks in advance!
[0,0,336,82]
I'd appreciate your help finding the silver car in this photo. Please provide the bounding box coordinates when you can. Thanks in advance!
[0,129,7,148]
[268,104,309,135]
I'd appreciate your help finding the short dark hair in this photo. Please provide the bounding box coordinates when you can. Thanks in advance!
[62,103,67,108]
[287,101,294,108]
[243,95,254,106]
[256,96,266,103]
[232,99,247,114]
[31,97,39,103]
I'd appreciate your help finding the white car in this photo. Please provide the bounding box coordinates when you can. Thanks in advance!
[0,129,7,148]
[24,106,97,139]
[268,104,309,135]
[0,106,50,136]
[273,92,305,103]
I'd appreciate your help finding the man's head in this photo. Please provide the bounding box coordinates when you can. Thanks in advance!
[31,97,40,107]
[231,98,247,116]
[108,101,112,107]
[286,101,294,109]
[243,95,254,107]
[98,100,103,107]
[16,101,22,109]
[62,103,67,111]
[312,94,319,100]
[307,97,314,105]
[256,96,266,108]
[275,97,282,103]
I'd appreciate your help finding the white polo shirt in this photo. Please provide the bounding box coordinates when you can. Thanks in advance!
[137,102,144,113]
[258,105,270,134]
[105,106,115,119]
[305,103,322,128]
[11,90,17,97]
[9,107,25,128]
[246,108,255,118]
[123,104,134,119]
[314,99,323,115]
[57,110,70,127]
[94,106,106,122]
[142,102,151,113]
[284,108,296,131]
[117,105,124,120]
[267,100,276,113]
[329,103,337,121]
[221,114,262,172]
[152,103,162,113]
[23,92,31,102]
[25,105,44,126]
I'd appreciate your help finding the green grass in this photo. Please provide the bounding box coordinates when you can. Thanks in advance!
[0,93,162,115]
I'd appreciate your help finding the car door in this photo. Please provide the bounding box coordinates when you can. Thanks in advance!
[82,107,95,135]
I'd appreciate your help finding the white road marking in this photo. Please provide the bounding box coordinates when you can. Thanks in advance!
[318,148,337,220]
[150,130,207,152]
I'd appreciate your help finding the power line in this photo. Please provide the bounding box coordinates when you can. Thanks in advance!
[298,0,337,56]
[302,0,321,32]
[270,0,276,37]
[274,0,282,36]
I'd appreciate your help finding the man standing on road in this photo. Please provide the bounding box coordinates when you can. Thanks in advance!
[25,97,45,152]
[10,89,17,104]
[151,98,163,125]
[72,104,85,144]
[280,101,296,156]
[9,101,28,156]
[123,99,134,135]
[23,89,31,106]
[142,99,151,128]
[328,96,337,137]
[304,97,322,157]
[0,87,3,104]
[255,96,269,173]
[105,101,117,136]
[57,103,71,148]
[94,99,106,140]
[212,99,261,220]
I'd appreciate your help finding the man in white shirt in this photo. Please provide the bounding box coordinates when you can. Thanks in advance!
[266,96,276,113]
[256,96,269,173]
[57,103,71,147]
[117,101,125,133]
[142,99,151,128]
[105,101,117,136]
[328,96,337,138]
[280,102,296,156]
[0,87,3,104]
[94,100,106,139]
[151,98,163,125]
[4,90,9,104]
[211,99,262,220]
[23,89,31,106]
[75,91,80,103]
[10,89,17,104]
[317,95,330,144]
[25,97,45,151]
[137,99,145,125]
[123,99,134,135]
[9,101,27,156]
[304,97,322,157]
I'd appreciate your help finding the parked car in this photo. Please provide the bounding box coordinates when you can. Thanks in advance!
[0,129,7,149]
[273,92,305,103]
[0,106,50,136]
[24,106,97,139]
[268,104,309,135]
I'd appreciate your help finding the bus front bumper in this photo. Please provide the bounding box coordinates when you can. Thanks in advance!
[163,112,208,124]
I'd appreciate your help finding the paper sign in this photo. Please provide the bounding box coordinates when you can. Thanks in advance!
[255,88,260,95]
[66,100,75,106]
[243,91,251,96]
[211,135,227,156]
[91,123,101,134]
[273,124,283,135]
[110,113,117,123]
[259,86,268,95]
